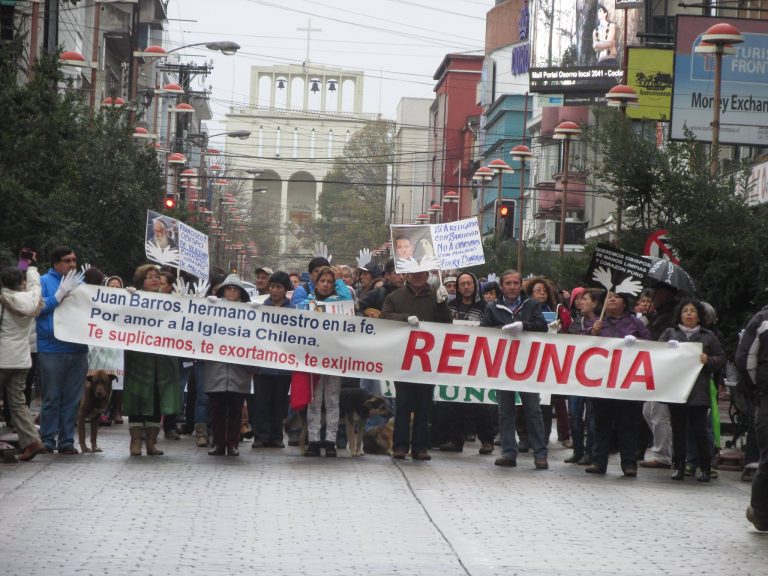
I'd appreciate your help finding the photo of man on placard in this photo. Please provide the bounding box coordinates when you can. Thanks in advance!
[391,225,440,273]
[145,211,180,266]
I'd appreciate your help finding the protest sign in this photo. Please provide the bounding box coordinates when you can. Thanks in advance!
[177,222,209,282]
[308,300,356,316]
[381,380,500,405]
[585,243,650,297]
[145,210,209,281]
[56,285,702,403]
[391,217,484,274]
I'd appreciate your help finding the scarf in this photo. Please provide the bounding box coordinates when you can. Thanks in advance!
[678,324,700,339]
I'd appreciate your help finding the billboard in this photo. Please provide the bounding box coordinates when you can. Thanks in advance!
[626,47,673,121]
[671,16,768,146]
[528,0,644,95]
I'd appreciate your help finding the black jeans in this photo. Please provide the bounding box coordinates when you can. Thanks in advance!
[208,392,245,449]
[592,398,643,471]
[434,402,495,447]
[669,403,710,473]
[568,396,595,459]
[394,382,433,454]
[253,373,291,443]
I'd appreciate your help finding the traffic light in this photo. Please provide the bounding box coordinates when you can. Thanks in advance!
[164,193,176,210]
[497,199,516,240]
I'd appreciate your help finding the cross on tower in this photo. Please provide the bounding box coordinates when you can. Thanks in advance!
[297,18,322,65]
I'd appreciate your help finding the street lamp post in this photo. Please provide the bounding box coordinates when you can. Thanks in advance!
[443,190,459,222]
[553,121,582,256]
[428,201,442,224]
[487,158,514,237]
[509,144,533,273]
[605,84,639,243]
[693,23,743,178]
[472,166,493,234]
[190,130,251,214]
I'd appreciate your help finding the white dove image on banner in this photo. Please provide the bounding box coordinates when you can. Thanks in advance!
[55,285,703,403]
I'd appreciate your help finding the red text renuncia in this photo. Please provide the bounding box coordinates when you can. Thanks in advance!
[401,331,655,390]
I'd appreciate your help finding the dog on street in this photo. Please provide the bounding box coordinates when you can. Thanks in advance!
[340,388,392,456]
[78,370,116,453]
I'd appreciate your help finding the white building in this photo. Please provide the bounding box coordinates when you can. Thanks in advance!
[391,98,432,224]
[225,63,379,270]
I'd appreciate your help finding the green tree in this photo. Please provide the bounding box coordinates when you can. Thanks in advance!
[477,236,591,290]
[310,120,394,262]
[583,107,768,344]
[0,40,163,280]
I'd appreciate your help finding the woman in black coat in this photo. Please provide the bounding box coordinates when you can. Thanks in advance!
[660,299,725,482]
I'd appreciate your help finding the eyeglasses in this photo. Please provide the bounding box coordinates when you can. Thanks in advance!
[60,257,77,263]
[145,274,160,280]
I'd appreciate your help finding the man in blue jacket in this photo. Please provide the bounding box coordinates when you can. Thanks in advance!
[480,269,549,469]
[36,247,86,454]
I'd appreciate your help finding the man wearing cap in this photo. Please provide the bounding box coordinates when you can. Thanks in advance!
[357,261,383,300]
[443,276,457,303]
[358,259,403,318]
[253,266,273,296]
[290,257,330,307]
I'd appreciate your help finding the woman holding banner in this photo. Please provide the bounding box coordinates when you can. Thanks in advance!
[526,277,572,449]
[659,299,724,482]
[123,264,180,456]
[203,274,254,457]
[294,266,352,457]
[584,291,651,477]
[565,288,602,465]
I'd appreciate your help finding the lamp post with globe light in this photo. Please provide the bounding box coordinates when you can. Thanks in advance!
[604,84,639,242]
[472,166,493,233]
[509,145,533,273]
[487,158,514,238]
[693,23,743,178]
[553,121,581,256]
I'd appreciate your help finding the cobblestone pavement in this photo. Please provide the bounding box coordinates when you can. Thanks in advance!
[1,425,766,576]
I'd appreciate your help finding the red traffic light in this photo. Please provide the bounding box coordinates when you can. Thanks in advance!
[164,195,176,209]
[499,205,510,217]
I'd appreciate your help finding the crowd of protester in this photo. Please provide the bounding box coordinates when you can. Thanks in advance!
[1,245,766,531]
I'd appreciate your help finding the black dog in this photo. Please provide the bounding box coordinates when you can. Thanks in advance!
[340,388,392,456]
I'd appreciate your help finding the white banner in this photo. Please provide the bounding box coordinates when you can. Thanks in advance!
[55,285,703,403]
[391,217,484,273]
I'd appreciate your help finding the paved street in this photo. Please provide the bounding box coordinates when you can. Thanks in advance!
[1,425,766,576]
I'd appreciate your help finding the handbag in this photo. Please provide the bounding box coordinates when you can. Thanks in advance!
[289,371,313,411]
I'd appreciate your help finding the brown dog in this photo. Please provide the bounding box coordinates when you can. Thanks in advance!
[78,370,116,453]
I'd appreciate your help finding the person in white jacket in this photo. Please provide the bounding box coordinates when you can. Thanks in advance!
[0,265,46,461]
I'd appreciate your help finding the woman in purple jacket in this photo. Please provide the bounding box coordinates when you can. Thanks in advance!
[583,291,651,477]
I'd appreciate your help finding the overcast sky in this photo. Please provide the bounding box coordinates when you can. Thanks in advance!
[166,0,490,133]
